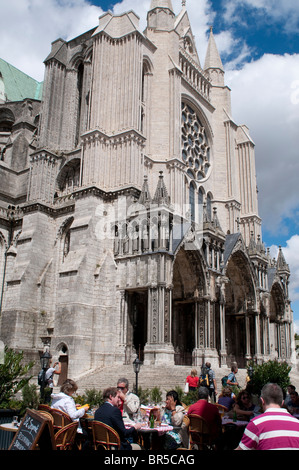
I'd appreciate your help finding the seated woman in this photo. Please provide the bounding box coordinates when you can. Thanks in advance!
[162,390,186,449]
[287,391,299,415]
[51,379,89,433]
[218,387,235,411]
[234,390,255,421]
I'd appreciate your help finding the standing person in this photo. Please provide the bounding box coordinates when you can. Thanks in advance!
[205,362,217,402]
[45,359,61,391]
[94,387,141,450]
[43,359,61,403]
[185,369,199,392]
[236,383,299,450]
[227,365,240,388]
[117,377,140,422]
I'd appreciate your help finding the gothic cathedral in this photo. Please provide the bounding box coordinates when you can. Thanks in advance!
[0,1,294,381]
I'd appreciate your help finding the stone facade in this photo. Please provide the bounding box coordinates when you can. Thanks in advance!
[0,1,294,382]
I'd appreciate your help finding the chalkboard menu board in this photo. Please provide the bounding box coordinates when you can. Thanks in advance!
[9,409,56,450]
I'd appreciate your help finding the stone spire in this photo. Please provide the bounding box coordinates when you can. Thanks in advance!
[204,26,224,71]
[147,0,175,30]
[152,171,170,206]
[138,175,152,207]
[277,246,290,273]
[149,0,174,11]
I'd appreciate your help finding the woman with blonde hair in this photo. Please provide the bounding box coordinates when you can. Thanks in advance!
[185,368,199,392]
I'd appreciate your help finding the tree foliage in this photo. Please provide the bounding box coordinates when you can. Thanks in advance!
[0,346,34,407]
[250,360,291,396]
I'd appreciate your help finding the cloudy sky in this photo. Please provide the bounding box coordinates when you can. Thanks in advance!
[1,0,299,329]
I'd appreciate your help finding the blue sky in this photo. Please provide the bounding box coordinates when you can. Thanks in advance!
[1,0,299,330]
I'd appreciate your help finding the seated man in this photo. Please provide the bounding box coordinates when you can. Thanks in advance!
[188,386,222,445]
[117,377,140,422]
[236,383,299,450]
[94,387,141,450]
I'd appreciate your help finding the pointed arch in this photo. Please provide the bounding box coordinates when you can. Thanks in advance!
[56,158,81,196]
[224,247,257,366]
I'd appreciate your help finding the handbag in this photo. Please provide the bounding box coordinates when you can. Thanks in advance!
[184,382,189,393]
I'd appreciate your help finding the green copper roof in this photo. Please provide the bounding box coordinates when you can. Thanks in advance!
[0,58,43,102]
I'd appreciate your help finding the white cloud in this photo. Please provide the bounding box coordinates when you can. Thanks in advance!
[226,53,299,234]
[269,236,299,305]
[224,0,299,32]
[0,0,104,81]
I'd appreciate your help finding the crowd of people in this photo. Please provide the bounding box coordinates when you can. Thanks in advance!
[41,359,299,451]
[184,363,299,450]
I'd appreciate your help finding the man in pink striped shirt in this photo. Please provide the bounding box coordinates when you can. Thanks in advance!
[236,383,299,450]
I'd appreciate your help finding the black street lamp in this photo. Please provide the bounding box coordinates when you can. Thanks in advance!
[133,356,142,396]
[40,350,51,401]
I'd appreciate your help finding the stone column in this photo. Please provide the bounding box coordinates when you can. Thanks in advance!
[219,302,227,367]
[143,286,174,365]
[192,301,205,366]
[245,312,251,361]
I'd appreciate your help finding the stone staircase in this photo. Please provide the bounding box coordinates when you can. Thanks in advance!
[74,364,250,397]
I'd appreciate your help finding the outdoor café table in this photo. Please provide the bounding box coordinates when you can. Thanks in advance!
[126,423,174,450]
[0,422,19,449]
[0,422,19,432]
[222,417,249,427]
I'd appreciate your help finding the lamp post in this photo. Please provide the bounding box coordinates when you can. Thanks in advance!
[248,365,254,381]
[40,349,51,401]
[133,356,142,396]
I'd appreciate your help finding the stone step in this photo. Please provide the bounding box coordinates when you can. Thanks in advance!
[74,365,250,397]
[53,363,299,400]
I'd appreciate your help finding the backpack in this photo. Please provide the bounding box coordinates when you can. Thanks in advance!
[37,369,46,386]
[199,365,213,388]
[221,375,228,387]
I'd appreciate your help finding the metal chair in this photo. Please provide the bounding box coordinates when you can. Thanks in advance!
[188,414,215,450]
[54,422,78,450]
[91,420,121,450]
[49,408,73,433]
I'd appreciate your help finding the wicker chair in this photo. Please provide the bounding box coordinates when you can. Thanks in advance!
[49,408,73,433]
[215,403,228,417]
[92,420,121,450]
[37,410,54,423]
[54,422,78,450]
[215,403,228,412]
[188,414,215,450]
[38,404,52,412]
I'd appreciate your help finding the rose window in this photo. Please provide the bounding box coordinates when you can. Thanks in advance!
[181,102,210,180]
